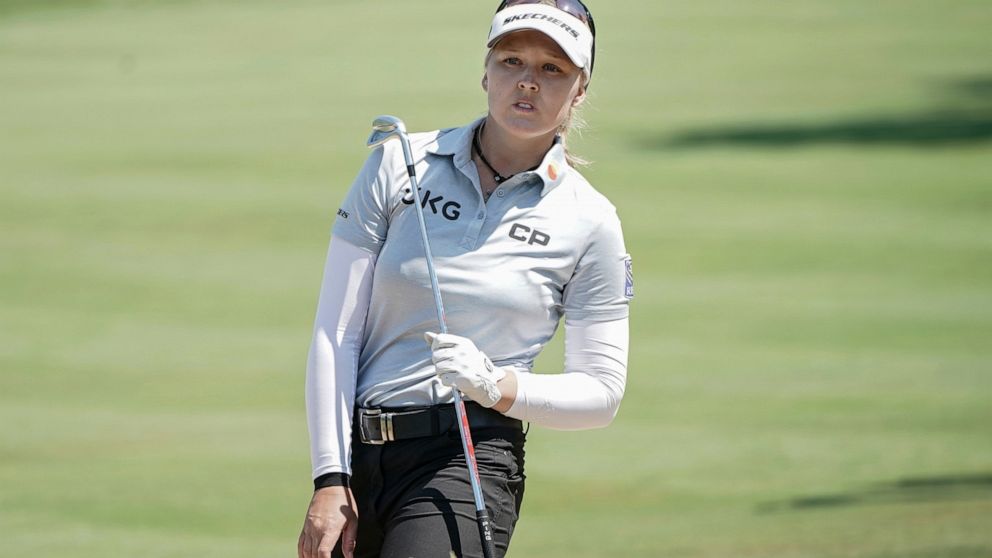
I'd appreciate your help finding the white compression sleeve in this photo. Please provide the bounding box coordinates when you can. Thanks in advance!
[305,236,376,478]
[504,317,629,430]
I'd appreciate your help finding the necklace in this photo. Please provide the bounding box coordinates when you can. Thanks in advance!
[473,124,512,184]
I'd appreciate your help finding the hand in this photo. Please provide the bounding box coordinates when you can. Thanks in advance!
[425,332,506,408]
[298,486,358,558]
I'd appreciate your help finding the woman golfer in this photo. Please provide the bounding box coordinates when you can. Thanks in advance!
[299,1,631,556]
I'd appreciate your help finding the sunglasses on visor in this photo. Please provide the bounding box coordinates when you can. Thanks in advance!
[496,0,597,77]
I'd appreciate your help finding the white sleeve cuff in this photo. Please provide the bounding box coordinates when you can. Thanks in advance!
[504,316,628,430]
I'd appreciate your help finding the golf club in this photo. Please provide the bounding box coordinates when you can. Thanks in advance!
[367,115,498,558]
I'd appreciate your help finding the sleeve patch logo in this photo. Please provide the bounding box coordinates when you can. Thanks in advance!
[624,256,634,299]
[337,208,350,219]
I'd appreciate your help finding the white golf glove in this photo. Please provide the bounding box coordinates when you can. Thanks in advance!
[424,332,506,408]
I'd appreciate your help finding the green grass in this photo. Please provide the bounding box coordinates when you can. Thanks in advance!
[1,0,990,556]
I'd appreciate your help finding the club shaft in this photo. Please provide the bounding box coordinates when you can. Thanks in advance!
[397,138,448,334]
[394,125,497,558]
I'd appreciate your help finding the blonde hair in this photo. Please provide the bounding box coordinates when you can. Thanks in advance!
[483,49,591,168]
[559,91,590,167]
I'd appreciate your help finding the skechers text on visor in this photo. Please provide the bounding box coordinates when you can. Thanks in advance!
[487,1,595,80]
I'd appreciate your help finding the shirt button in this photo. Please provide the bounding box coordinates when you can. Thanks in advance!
[496,190,505,198]
[477,212,484,219]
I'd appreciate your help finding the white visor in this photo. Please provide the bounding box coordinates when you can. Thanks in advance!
[487,3,594,74]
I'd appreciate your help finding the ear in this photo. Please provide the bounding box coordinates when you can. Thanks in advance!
[571,82,587,107]
[481,74,489,92]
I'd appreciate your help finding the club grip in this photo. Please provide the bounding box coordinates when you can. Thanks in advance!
[476,509,497,558]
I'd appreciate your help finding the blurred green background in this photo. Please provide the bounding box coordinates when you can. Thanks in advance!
[2,0,990,556]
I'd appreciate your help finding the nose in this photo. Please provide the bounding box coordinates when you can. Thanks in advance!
[517,72,538,92]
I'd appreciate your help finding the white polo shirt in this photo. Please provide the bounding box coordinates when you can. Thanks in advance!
[332,118,631,408]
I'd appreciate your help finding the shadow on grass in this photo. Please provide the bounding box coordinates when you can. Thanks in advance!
[650,76,992,149]
[756,472,992,514]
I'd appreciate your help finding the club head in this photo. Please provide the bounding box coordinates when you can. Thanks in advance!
[367,115,407,148]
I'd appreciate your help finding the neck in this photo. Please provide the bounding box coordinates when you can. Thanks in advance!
[478,118,556,177]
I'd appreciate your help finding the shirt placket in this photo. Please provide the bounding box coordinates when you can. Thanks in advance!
[455,158,488,249]
[462,173,537,249]
[460,202,487,249]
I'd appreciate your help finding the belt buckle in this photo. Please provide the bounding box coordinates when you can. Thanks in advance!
[359,408,395,445]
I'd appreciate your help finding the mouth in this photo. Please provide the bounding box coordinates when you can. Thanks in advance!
[512,100,536,112]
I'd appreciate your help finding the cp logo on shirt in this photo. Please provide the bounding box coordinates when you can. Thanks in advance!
[509,223,550,246]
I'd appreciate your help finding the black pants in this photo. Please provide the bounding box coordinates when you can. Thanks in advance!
[336,405,526,558]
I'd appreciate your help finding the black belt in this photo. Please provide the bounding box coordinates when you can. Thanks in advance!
[356,402,521,445]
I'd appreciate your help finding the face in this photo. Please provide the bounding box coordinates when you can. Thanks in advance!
[483,30,587,142]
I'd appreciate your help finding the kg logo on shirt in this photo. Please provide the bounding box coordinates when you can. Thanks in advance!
[402,188,462,221]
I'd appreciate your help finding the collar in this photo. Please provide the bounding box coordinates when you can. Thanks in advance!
[426,118,568,197]
[533,138,567,197]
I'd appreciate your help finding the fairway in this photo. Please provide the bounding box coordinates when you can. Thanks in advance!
[2,1,991,556]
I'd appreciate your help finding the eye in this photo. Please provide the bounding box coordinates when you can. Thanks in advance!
[543,63,562,73]
[503,57,522,65]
